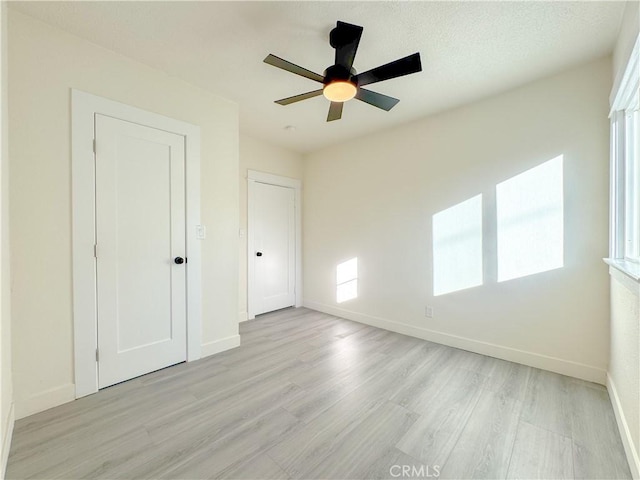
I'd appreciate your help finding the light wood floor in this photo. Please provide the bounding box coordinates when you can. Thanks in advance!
[6,307,631,479]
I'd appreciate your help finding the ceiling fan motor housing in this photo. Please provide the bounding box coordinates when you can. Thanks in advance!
[323,65,358,86]
[330,24,354,49]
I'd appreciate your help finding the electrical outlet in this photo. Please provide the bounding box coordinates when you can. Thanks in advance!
[425,306,434,318]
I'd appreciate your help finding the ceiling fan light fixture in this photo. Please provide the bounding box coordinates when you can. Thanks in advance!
[323,81,357,102]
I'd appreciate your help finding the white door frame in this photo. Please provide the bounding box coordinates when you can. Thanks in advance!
[247,170,302,319]
[71,89,202,398]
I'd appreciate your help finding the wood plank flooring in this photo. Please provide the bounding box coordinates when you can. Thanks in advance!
[6,307,632,479]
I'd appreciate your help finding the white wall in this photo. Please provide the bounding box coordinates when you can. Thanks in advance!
[608,271,640,478]
[304,57,611,384]
[608,3,640,477]
[0,1,14,475]
[8,10,239,419]
[238,134,303,321]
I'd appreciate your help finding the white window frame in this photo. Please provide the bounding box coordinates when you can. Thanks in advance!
[608,34,640,279]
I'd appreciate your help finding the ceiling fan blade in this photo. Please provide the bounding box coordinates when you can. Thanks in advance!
[354,52,422,87]
[327,102,343,122]
[356,88,400,111]
[264,54,325,83]
[275,90,324,105]
[333,21,364,71]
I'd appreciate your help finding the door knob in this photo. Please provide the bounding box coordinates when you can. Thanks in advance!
[174,257,185,264]
[256,252,263,257]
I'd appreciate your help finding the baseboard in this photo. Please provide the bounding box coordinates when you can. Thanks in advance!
[15,383,75,420]
[607,373,640,479]
[201,334,241,358]
[303,301,606,385]
[239,311,248,323]
[1,401,14,479]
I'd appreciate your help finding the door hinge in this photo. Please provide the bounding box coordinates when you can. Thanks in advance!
[95,348,99,362]
[93,139,96,154]
[93,244,98,258]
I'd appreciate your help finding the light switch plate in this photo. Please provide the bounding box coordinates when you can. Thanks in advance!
[196,225,206,239]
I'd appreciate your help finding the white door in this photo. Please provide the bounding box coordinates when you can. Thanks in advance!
[252,182,296,315]
[95,114,187,388]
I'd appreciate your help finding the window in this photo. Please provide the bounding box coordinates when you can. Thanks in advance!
[611,36,640,265]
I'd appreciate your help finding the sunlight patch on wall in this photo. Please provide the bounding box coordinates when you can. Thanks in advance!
[433,195,483,296]
[337,257,358,303]
[497,156,564,282]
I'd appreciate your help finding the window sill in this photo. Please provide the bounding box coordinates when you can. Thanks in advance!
[603,258,640,284]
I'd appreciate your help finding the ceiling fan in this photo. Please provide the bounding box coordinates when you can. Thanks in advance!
[264,21,422,122]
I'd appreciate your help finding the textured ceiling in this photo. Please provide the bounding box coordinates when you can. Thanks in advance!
[10,1,625,153]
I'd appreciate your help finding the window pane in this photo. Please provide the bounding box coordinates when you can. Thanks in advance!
[432,195,483,296]
[497,156,564,282]
[624,110,640,260]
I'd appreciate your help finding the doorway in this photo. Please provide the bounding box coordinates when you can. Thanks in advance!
[72,90,202,397]
[247,171,302,319]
